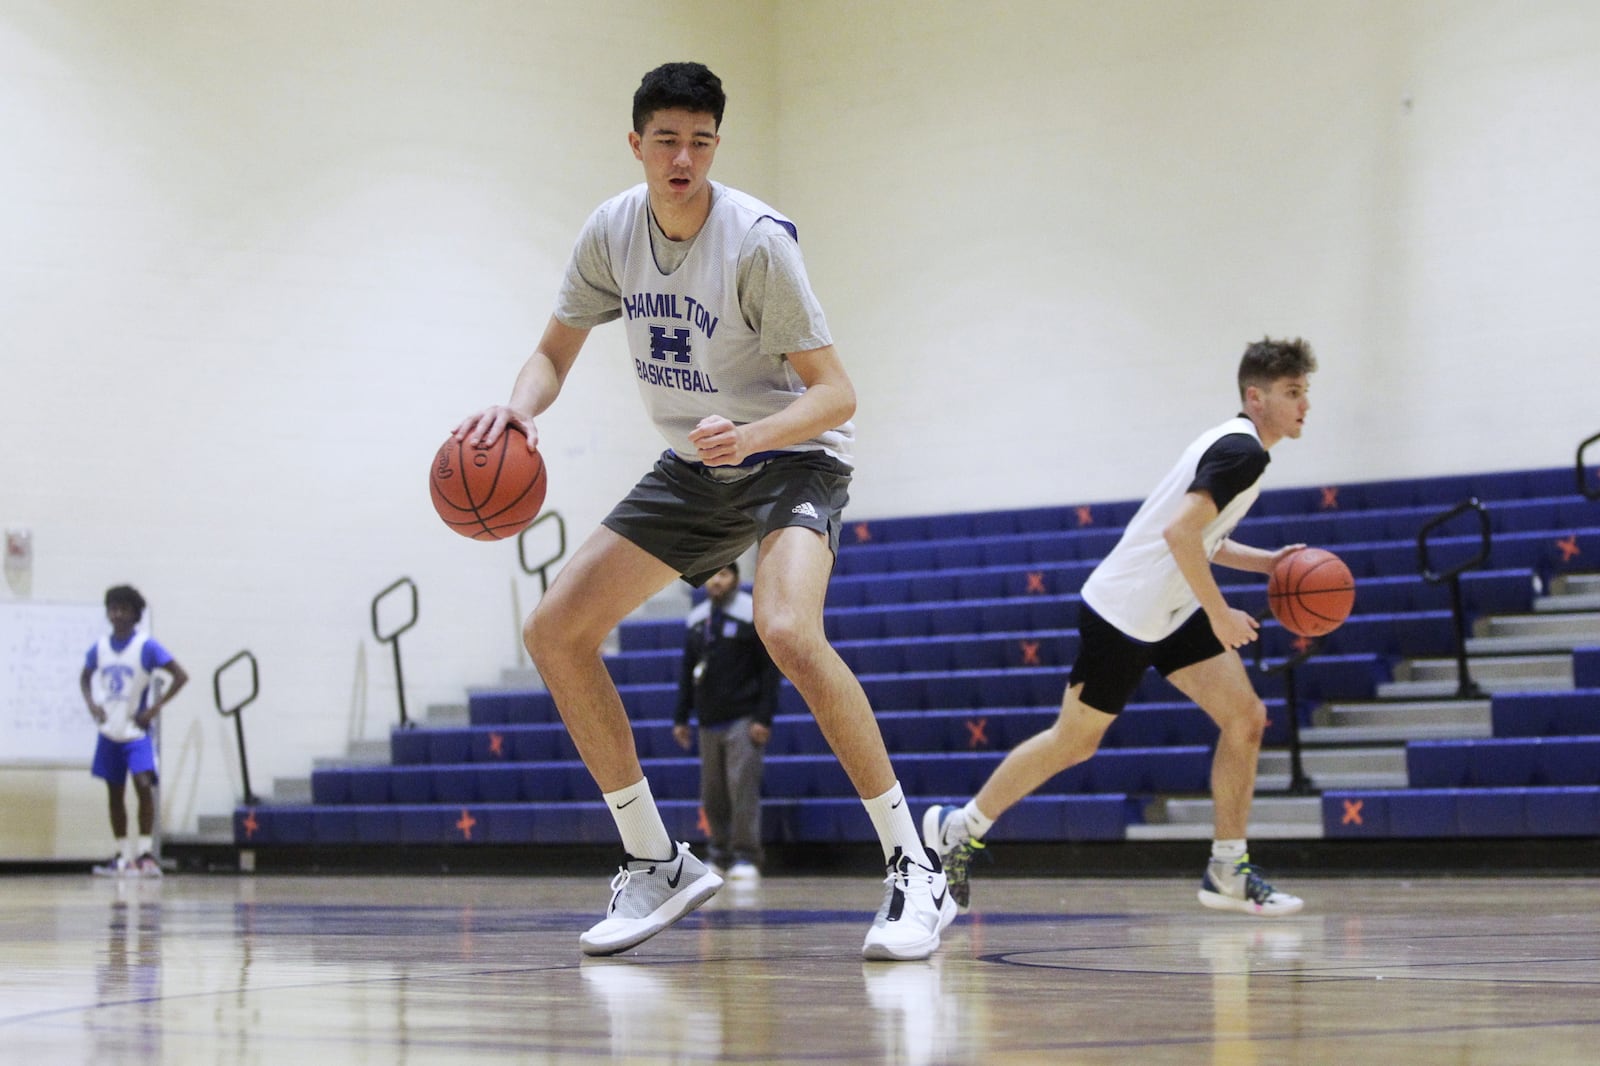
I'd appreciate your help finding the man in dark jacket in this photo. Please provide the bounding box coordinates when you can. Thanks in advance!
[673,562,779,881]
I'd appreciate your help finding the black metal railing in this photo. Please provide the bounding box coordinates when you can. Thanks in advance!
[1577,429,1600,502]
[1254,628,1320,795]
[1417,498,1493,698]
[518,510,567,594]
[371,577,419,728]
[213,649,261,805]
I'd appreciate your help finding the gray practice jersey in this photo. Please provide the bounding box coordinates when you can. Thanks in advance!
[555,181,853,465]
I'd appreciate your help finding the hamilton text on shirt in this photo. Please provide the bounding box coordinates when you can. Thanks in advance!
[626,291,722,395]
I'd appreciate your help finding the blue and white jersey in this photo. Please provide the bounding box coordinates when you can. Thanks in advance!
[85,632,171,742]
[601,181,853,464]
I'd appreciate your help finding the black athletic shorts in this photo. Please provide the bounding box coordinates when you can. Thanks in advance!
[1067,600,1225,714]
[602,450,851,586]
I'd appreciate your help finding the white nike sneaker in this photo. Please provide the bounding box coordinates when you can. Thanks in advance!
[579,842,723,956]
[862,846,959,962]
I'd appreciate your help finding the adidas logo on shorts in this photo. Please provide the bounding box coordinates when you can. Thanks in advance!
[791,501,820,519]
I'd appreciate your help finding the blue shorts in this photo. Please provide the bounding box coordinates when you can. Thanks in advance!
[92,734,159,787]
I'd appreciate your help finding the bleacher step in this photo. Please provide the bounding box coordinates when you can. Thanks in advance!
[1159,796,1323,826]
[1478,612,1600,640]
[425,702,470,726]
[1127,822,1324,841]
[312,738,391,768]
[1465,633,1600,655]
[1258,747,1407,789]
[272,778,313,804]
[1318,698,1491,729]
[1378,676,1571,698]
[1397,654,1571,683]
[1299,722,1489,744]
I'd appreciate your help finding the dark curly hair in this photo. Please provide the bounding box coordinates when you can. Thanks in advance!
[104,584,146,621]
[633,62,725,134]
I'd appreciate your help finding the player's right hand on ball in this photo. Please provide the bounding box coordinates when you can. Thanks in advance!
[453,406,538,450]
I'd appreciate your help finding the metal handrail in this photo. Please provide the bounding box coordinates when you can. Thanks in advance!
[518,510,567,594]
[1417,498,1492,698]
[371,577,419,728]
[213,649,260,805]
[1577,429,1600,501]
[1253,623,1320,795]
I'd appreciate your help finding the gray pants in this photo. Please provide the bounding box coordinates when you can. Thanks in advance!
[699,715,765,868]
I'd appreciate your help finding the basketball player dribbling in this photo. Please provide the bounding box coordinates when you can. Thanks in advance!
[454,62,955,961]
[925,338,1318,919]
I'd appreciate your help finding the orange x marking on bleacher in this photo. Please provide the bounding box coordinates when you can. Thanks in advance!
[1320,486,1340,510]
[1076,506,1094,527]
[697,806,710,835]
[1026,572,1047,594]
[1341,799,1364,826]
[456,809,477,840]
[1293,634,1314,655]
[965,717,989,749]
[488,733,505,757]
[1557,535,1581,562]
[853,522,872,543]
[242,809,259,839]
[1019,640,1041,665]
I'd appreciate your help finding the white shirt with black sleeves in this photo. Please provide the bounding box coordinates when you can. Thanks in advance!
[1080,415,1270,643]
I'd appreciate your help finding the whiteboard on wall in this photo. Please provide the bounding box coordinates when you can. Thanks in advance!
[0,601,108,767]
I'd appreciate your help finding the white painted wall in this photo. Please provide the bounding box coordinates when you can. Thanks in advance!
[2,0,1596,855]
[775,0,1599,511]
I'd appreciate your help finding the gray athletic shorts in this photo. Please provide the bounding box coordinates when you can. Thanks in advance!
[602,450,851,587]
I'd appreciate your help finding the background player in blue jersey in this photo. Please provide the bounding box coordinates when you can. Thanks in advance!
[925,338,1318,918]
[80,585,189,878]
[454,62,954,960]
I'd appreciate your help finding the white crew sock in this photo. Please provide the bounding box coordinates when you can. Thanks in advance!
[1212,838,1248,865]
[863,781,926,863]
[602,779,674,861]
[961,800,995,841]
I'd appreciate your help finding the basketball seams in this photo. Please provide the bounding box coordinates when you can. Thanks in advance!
[430,426,547,541]
[1268,548,1355,637]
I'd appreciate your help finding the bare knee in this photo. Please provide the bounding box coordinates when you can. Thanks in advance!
[754,604,824,679]
[524,598,602,675]
[1043,718,1104,766]
[1217,698,1268,747]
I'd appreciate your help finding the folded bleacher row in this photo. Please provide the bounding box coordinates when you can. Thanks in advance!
[236,465,1600,851]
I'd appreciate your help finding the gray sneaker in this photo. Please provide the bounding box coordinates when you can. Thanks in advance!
[579,842,723,956]
[921,805,983,912]
[1198,858,1304,916]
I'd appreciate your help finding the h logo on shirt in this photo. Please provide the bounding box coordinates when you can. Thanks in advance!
[649,326,693,363]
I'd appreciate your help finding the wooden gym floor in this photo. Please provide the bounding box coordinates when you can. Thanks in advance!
[3,871,1597,1064]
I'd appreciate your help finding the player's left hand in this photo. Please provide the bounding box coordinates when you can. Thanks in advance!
[688,415,747,467]
[748,722,771,747]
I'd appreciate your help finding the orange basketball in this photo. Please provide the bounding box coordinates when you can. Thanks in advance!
[430,425,547,541]
[1267,547,1355,638]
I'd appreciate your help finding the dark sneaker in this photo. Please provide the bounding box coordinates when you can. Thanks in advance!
[1197,858,1303,916]
[921,805,984,912]
[579,842,723,956]
[91,855,131,878]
